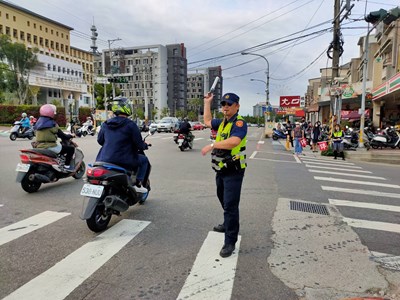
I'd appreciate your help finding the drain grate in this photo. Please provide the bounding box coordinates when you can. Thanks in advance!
[289,201,330,215]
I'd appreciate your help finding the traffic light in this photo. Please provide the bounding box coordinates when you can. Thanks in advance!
[365,9,387,24]
[108,77,128,83]
[384,7,400,25]
[365,7,400,25]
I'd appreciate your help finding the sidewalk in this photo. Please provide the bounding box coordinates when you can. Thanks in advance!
[276,139,400,165]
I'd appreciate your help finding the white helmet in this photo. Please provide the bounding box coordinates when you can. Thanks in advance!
[21,113,27,118]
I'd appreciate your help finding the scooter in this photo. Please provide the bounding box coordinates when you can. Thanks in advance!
[15,139,85,193]
[76,122,95,137]
[272,128,287,140]
[342,130,359,151]
[370,127,400,149]
[80,129,154,232]
[178,133,194,151]
[173,128,180,144]
[9,121,35,141]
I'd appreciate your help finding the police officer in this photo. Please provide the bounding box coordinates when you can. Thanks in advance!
[201,92,247,258]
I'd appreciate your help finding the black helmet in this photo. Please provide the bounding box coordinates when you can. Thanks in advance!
[183,117,188,122]
[111,97,132,116]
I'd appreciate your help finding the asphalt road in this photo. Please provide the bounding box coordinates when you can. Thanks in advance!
[1,127,399,299]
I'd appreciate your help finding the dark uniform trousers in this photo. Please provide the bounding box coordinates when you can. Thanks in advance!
[216,169,245,245]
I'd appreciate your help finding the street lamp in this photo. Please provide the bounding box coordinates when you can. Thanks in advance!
[241,52,270,106]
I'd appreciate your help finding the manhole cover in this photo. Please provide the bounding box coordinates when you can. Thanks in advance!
[289,201,330,215]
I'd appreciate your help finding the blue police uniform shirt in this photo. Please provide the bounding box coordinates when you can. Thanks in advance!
[211,113,247,140]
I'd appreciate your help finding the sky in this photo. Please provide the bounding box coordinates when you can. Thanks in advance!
[5,0,397,115]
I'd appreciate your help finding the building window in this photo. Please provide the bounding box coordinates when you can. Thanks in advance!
[51,29,53,34]
[6,13,9,19]
[45,39,49,47]
[58,66,61,72]
[13,29,17,38]
[47,64,51,70]
[48,90,52,97]
[56,31,59,37]
[5,26,10,36]
[50,41,54,49]
[55,42,59,50]
[33,35,37,44]
[62,67,65,73]
[27,33,31,42]
[45,27,48,33]
[61,33,64,38]
[40,25,42,31]
[33,23,36,29]
[0,25,2,34]
[27,21,30,26]
[53,65,56,71]
[61,44,64,52]
[13,16,16,22]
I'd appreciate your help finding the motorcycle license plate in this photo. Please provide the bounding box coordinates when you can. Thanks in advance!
[16,163,30,172]
[178,139,184,146]
[80,184,104,198]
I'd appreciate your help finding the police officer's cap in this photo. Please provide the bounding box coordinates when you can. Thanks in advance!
[221,93,240,105]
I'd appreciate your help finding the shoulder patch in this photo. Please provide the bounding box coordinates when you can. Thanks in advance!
[235,120,244,127]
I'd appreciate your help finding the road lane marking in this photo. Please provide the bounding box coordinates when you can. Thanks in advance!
[304,161,362,169]
[301,157,355,165]
[321,186,400,199]
[250,151,257,159]
[343,217,400,234]
[0,211,70,246]
[309,169,385,180]
[315,176,400,188]
[293,155,301,163]
[329,199,400,212]
[370,251,400,272]
[194,138,204,141]
[177,231,241,300]
[257,141,265,144]
[305,164,372,173]
[3,219,150,300]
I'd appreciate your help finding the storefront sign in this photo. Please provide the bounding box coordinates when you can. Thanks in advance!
[279,95,301,107]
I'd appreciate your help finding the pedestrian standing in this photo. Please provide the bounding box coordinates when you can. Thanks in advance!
[201,92,247,258]
[332,124,345,160]
[312,121,321,152]
[292,122,304,156]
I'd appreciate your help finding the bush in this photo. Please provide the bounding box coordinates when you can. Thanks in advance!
[321,144,334,156]
[0,105,67,126]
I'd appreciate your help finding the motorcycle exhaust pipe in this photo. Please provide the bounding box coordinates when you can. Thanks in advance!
[104,195,129,212]
[33,173,51,183]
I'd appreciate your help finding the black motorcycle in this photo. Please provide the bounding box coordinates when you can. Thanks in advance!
[177,133,193,151]
[80,130,154,232]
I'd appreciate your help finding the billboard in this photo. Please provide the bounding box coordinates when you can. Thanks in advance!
[279,95,301,107]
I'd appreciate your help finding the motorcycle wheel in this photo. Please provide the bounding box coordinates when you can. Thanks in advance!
[82,131,87,137]
[21,172,41,193]
[9,133,17,141]
[86,204,112,232]
[73,161,86,179]
[179,145,184,151]
[28,134,34,140]
[272,135,278,140]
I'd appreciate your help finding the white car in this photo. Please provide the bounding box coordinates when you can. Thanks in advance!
[157,117,178,132]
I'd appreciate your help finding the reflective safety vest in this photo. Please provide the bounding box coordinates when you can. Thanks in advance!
[333,130,343,142]
[211,116,247,171]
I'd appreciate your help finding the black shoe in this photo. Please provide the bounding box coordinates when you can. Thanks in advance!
[213,224,225,233]
[219,244,235,258]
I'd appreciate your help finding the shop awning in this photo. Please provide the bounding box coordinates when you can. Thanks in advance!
[342,109,370,120]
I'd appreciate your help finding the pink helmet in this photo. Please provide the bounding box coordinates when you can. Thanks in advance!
[39,104,57,118]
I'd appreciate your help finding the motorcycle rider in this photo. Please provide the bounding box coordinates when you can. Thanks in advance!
[29,115,37,127]
[95,97,149,194]
[20,113,31,134]
[34,104,75,171]
[83,116,94,134]
[179,117,193,142]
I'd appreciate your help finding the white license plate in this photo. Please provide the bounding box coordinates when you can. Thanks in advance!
[80,184,104,198]
[16,163,30,172]
[178,139,184,145]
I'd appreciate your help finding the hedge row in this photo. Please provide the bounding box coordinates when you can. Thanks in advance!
[0,105,92,126]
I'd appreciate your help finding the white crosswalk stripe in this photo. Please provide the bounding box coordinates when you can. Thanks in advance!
[177,232,241,300]
[308,169,386,180]
[301,157,356,165]
[305,164,372,173]
[314,176,400,188]
[321,186,400,199]
[4,219,150,300]
[342,217,400,234]
[304,161,362,168]
[329,199,400,212]
[0,211,70,246]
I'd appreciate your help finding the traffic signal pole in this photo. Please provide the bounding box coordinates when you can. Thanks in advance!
[330,0,341,127]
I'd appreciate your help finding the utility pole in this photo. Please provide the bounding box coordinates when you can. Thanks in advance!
[330,0,341,125]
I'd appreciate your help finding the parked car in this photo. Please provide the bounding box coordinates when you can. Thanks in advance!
[157,117,179,132]
[191,121,205,130]
[149,121,159,131]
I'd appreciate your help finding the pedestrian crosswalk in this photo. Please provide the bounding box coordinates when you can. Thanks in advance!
[0,213,240,299]
[300,155,400,269]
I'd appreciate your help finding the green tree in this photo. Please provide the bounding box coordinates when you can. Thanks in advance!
[187,98,203,120]
[94,83,113,109]
[0,35,39,104]
[135,107,145,120]
[175,109,185,119]
[160,107,169,118]
[187,111,197,121]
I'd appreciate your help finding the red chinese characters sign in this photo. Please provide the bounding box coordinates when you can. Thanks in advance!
[279,95,301,107]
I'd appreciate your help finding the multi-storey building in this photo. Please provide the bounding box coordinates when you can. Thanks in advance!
[187,66,222,113]
[94,43,188,120]
[371,19,400,128]
[253,102,267,118]
[0,0,94,114]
